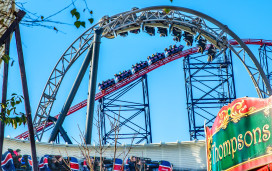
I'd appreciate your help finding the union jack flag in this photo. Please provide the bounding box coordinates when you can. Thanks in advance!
[1,151,15,171]
[124,158,130,171]
[114,158,123,171]
[28,155,33,167]
[39,155,51,171]
[70,157,79,171]
[83,159,90,171]
[158,161,172,171]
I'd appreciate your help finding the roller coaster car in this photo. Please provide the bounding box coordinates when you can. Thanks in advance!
[170,23,196,36]
[170,27,182,42]
[115,24,141,37]
[132,61,148,74]
[143,25,155,36]
[148,53,165,65]
[142,22,168,37]
[183,31,194,46]
[157,27,168,37]
[196,36,207,54]
[98,79,115,91]
[200,31,224,49]
[207,45,217,62]
[165,45,184,57]
[115,70,132,82]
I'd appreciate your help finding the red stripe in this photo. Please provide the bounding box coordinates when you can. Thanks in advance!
[1,153,12,165]
[159,166,172,171]
[70,162,79,169]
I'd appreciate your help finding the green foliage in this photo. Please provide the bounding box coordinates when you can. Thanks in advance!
[88,18,94,24]
[1,54,10,64]
[70,8,94,29]
[74,21,85,28]
[163,8,171,14]
[0,94,27,129]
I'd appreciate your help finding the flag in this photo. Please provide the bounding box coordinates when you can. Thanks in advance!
[114,158,123,171]
[83,159,90,171]
[70,157,79,171]
[28,155,33,169]
[39,155,51,171]
[124,158,130,171]
[1,151,15,171]
[158,161,172,171]
[28,155,32,166]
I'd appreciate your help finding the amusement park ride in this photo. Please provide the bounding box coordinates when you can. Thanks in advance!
[11,6,272,145]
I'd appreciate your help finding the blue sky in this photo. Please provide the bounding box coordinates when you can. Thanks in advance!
[1,0,272,144]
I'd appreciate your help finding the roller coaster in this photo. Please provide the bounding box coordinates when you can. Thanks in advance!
[14,6,272,144]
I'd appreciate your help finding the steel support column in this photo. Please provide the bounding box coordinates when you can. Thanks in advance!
[0,36,10,170]
[85,28,103,144]
[99,75,152,145]
[259,45,272,98]
[48,43,94,142]
[48,117,72,144]
[183,50,236,140]
[15,25,39,171]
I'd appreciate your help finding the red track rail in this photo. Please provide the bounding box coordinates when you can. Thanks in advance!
[15,100,87,139]
[15,39,272,140]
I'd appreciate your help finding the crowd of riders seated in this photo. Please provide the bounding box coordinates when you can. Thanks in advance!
[114,70,132,83]
[164,45,184,57]
[147,52,165,65]
[2,149,173,171]
[98,79,115,91]
[98,43,186,91]
[132,61,148,74]
[82,156,172,171]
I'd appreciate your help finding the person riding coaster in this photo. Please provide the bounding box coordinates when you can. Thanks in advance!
[158,27,167,37]
[196,36,207,54]
[171,27,182,42]
[207,45,217,62]
[144,26,155,36]
[183,31,194,46]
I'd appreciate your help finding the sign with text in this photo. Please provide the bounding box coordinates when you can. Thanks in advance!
[205,96,272,171]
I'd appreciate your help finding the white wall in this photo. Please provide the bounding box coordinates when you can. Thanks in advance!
[3,138,206,170]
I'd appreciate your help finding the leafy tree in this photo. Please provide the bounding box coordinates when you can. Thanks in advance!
[0,93,27,129]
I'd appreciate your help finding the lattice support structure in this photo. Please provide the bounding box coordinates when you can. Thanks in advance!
[259,45,272,98]
[99,75,152,145]
[183,50,236,140]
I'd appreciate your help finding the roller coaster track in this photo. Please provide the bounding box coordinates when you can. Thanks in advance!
[15,39,272,140]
